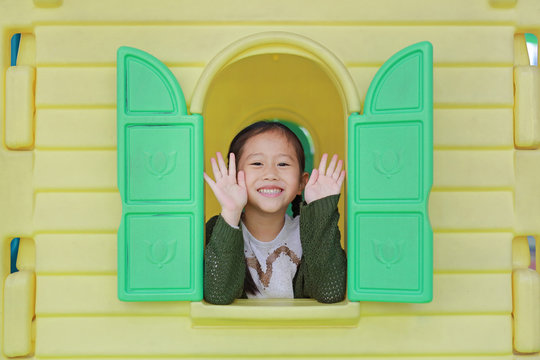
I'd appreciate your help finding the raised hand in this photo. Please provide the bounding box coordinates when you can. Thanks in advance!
[204,152,247,226]
[304,153,346,204]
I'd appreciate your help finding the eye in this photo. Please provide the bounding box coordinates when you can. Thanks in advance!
[278,162,290,167]
[250,162,263,166]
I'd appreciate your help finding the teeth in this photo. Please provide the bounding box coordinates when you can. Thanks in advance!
[258,188,282,194]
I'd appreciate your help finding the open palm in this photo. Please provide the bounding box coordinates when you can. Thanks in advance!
[204,152,247,226]
[304,153,346,204]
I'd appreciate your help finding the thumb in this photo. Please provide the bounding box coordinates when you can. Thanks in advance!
[203,172,216,188]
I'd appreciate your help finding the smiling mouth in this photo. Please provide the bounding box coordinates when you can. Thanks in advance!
[257,188,283,196]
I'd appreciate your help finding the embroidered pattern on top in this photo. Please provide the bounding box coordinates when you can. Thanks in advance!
[246,245,301,287]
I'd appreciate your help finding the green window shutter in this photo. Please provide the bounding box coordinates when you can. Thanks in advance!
[117,47,203,301]
[347,42,433,303]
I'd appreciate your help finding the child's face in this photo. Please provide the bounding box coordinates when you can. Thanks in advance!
[237,131,308,216]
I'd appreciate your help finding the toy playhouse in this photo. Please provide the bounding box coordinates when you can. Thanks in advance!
[1,0,540,358]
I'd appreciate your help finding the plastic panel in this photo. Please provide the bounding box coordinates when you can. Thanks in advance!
[117,46,203,301]
[348,42,433,303]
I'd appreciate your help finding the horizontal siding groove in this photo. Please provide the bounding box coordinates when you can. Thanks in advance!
[433,146,515,151]
[433,104,513,110]
[431,187,514,192]
[433,230,514,235]
[34,270,512,276]
[37,313,186,318]
[34,230,120,235]
[35,146,117,151]
[36,104,117,110]
[34,231,117,235]
[34,188,119,194]
[34,354,514,359]
[33,145,515,152]
[35,103,511,110]
[432,228,515,234]
[433,270,511,275]
[349,63,513,68]
[34,63,514,68]
[33,21,517,26]
[37,62,208,68]
[35,311,512,318]
[359,312,511,317]
[38,272,117,276]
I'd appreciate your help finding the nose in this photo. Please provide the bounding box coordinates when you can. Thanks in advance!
[263,165,278,180]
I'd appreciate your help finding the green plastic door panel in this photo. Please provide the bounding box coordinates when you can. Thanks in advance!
[347,42,433,303]
[117,47,203,301]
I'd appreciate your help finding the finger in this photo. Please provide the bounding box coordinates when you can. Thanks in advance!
[307,168,319,187]
[318,153,328,174]
[326,154,338,176]
[336,170,346,188]
[228,153,236,178]
[210,157,221,180]
[203,172,214,185]
[216,152,228,176]
[237,170,246,189]
[333,160,343,180]
[204,173,224,202]
[203,172,218,191]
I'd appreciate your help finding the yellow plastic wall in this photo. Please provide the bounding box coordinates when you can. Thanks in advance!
[1,0,540,359]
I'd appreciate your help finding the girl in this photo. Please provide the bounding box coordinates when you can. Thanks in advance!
[203,121,346,304]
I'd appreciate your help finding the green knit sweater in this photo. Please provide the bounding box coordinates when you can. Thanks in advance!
[204,194,347,305]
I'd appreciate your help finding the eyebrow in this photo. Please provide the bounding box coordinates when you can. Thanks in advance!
[277,154,294,160]
[245,153,263,160]
[245,153,294,160]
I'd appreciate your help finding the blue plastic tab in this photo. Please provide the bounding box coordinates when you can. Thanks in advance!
[11,33,21,66]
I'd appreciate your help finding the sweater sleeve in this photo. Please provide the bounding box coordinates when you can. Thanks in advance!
[204,215,245,304]
[296,194,347,303]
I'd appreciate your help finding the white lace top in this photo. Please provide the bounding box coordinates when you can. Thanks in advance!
[241,215,302,298]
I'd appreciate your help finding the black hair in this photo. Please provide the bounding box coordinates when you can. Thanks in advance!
[227,120,306,295]
[228,120,306,217]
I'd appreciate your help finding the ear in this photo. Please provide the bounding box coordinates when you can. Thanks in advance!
[297,172,309,195]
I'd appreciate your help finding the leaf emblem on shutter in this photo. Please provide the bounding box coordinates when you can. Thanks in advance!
[373,149,404,179]
[144,151,177,179]
[145,239,177,268]
[372,238,405,269]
